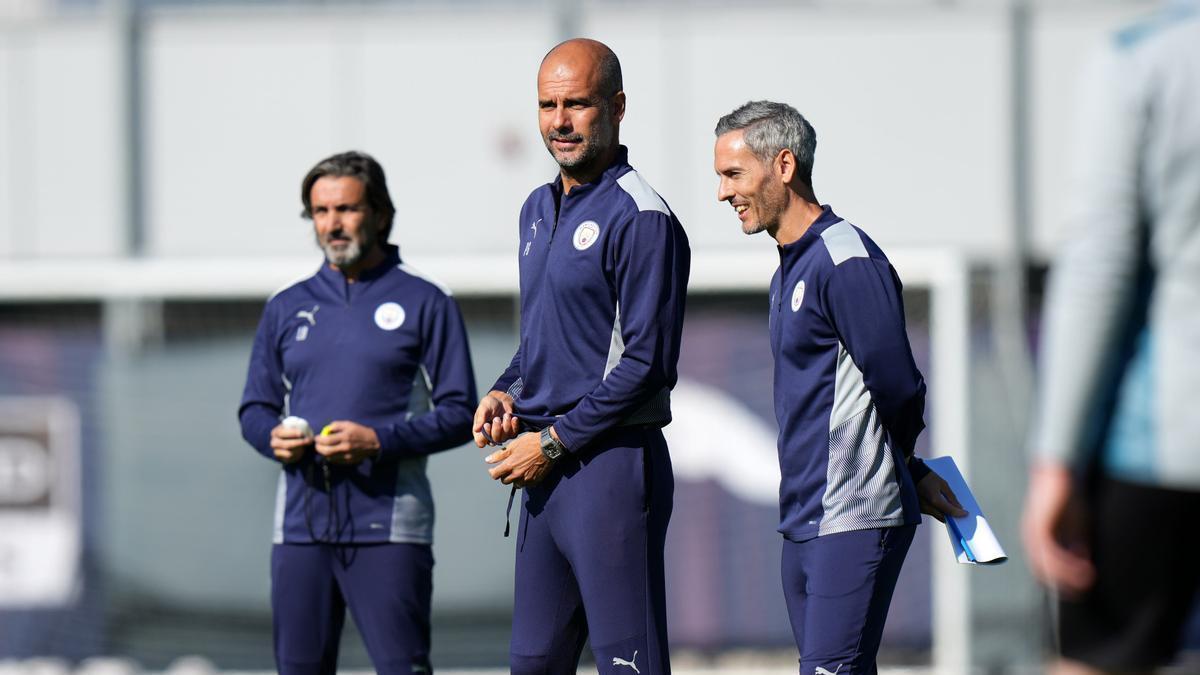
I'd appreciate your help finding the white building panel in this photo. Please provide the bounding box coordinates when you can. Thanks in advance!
[1,20,122,259]
[145,15,347,257]
[359,9,558,262]
[673,6,1014,258]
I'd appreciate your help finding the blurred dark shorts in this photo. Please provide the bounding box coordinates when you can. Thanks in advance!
[1059,475,1200,670]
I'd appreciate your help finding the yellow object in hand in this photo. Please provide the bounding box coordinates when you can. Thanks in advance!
[321,424,335,436]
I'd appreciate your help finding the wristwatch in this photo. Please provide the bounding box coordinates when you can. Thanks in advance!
[540,427,566,461]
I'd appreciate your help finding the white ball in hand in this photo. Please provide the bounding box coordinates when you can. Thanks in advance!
[281,416,314,439]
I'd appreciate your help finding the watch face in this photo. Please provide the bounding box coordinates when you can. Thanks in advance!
[541,429,563,459]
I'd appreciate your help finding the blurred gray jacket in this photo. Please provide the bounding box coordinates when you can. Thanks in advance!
[1031,1,1200,489]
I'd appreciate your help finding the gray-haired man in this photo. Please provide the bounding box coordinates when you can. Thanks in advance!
[713,100,962,673]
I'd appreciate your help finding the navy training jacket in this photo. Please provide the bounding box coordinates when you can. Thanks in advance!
[770,206,930,542]
[492,146,691,451]
[239,245,476,544]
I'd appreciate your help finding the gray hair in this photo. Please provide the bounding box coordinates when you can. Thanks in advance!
[715,100,817,187]
[301,151,396,242]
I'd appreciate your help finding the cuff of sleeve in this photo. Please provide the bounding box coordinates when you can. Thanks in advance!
[246,420,277,461]
[492,377,524,402]
[550,423,581,455]
[372,425,407,461]
[908,456,931,484]
[254,430,274,460]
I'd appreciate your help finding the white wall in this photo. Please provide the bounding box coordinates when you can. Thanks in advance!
[591,5,1015,259]
[0,1,1158,276]
[0,17,124,259]
[144,8,559,262]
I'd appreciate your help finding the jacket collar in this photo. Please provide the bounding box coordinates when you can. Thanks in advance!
[316,243,400,284]
[550,145,632,199]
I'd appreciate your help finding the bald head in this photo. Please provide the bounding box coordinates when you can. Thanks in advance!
[540,38,622,98]
[536,38,626,190]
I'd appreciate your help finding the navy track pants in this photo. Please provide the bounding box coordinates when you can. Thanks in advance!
[510,427,673,675]
[271,542,433,675]
[782,525,915,675]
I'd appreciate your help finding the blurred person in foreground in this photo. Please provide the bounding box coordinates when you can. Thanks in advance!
[474,38,689,673]
[238,151,476,674]
[1022,4,1200,673]
[713,100,965,673]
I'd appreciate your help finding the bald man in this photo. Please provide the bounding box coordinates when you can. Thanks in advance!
[474,39,690,674]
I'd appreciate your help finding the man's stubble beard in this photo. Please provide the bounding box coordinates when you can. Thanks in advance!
[551,135,604,170]
[547,109,615,174]
[747,180,787,237]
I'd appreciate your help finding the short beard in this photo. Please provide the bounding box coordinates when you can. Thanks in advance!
[317,229,374,270]
[322,239,363,269]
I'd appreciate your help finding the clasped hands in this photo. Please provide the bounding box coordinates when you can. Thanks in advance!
[473,391,554,488]
[270,420,380,465]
